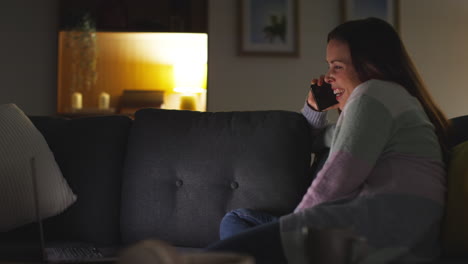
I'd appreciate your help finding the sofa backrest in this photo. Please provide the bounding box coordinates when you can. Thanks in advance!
[18,115,132,246]
[120,109,314,248]
[441,115,468,258]
[449,115,468,148]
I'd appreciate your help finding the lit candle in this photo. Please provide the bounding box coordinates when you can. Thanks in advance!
[71,92,82,110]
[99,92,110,110]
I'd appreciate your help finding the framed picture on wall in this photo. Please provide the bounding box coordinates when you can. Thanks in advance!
[341,0,399,31]
[238,0,299,57]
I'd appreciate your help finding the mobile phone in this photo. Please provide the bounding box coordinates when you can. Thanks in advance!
[310,82,338,111]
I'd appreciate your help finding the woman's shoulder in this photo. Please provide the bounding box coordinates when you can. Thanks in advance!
[351,79,408,99]
[347,79,423,117]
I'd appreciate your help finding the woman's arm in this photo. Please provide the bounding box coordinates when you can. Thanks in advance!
[301,101,336,152]
[296,94,393,211]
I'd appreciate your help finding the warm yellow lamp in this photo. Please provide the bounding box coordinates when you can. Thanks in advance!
[173,62,207,111]
[58,32,208,113]
[124,32,207,111]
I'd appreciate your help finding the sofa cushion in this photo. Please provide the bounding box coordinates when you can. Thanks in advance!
[0,104,76,232]
[449,115,468,147]
[3,115,133,246]
[441,140,468,257]
[121,109,313,247]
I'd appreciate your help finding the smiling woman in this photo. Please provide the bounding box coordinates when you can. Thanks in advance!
[207,17,451,264]
[319,39,362,111]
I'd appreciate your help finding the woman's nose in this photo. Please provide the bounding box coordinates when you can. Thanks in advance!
[325,72,334,83]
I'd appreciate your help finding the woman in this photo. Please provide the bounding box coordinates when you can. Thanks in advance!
[208,17,450,264]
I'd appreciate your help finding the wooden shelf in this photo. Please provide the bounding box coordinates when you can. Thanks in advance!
[59,0,207,33]
[58,108,117,118]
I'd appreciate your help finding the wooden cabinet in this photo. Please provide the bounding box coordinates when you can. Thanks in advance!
[59,0,207,33]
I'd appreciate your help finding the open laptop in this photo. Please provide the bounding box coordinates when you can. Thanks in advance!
[0,157,119,263]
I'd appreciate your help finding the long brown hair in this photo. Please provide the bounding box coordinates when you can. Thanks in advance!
[328,17,451,162]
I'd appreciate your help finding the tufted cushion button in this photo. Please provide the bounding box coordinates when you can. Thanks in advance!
[175,180,183,187]
[230,181,239,189]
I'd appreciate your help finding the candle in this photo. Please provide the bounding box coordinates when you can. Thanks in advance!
[99,92,110,110]
[71,92,82,110]
[180,95,196,111]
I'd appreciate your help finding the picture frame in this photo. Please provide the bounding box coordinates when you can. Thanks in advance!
[238,0,299,57]
[340,0,399,32]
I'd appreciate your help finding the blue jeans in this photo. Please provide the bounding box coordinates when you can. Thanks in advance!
[208,220,287,264]
[219,208,279,240]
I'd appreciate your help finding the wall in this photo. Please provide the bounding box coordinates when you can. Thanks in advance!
[400,0,468,118]
[208,0,468,118]
[207,0,340,117]
[0,0,58,115]
[1,0,467,118]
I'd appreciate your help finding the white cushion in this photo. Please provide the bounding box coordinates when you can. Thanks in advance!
[0,104,77,231]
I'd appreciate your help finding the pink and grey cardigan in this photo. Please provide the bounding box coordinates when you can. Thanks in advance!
[280,79,446,264]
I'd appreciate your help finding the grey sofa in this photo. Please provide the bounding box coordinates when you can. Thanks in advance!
[1,108,315,250]
[2,108,467,264]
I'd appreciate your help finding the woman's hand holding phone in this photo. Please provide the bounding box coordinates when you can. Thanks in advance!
[307,75,325,110]
[308,75,339,111]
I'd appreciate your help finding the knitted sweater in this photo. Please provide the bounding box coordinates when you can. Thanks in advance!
[280,79,446,264]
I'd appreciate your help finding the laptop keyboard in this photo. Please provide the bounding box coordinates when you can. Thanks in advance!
[46,247,103,260]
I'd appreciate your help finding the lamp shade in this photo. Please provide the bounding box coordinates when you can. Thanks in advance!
[173,63,207,94]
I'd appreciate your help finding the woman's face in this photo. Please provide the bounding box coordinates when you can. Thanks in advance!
[325,39,362,110]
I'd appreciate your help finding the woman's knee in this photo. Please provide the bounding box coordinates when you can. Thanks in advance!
[219,209,255,239]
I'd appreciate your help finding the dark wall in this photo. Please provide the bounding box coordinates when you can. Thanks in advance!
[0,0,59,115]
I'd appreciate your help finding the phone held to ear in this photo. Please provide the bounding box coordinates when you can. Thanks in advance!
[310,82,338,111]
